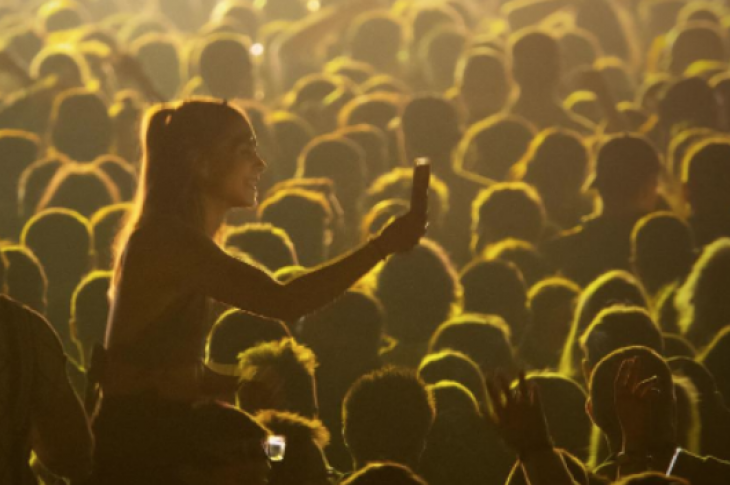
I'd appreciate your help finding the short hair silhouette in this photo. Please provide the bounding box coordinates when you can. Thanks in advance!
[401,95,461,161]
[197,34,253,99]
[258,188,332,267]
[36,162,120,218]
[484,239,550,288]
[49,88,112,162]
[418,350,488,411]
[454,49,509,123]
[237,338,318,418]
[455,114,536,181]
[631,212,695,296]
[429,313,515,375]
[207,309,290,370]
[267,111,314,181]
[131,33,182,101]
[225,223,298,272]
[580,305,664,372]
[373,239,461,346]
[346,12,403,74]
[343,367,435,469]
[459,259,530,340]
[338,93,401,132]
[471,182,545,254]
[560,270,649,377]
[520,277,581,369]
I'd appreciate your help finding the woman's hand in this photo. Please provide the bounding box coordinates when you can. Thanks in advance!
[614,357,660,453]
[375,210,428,255]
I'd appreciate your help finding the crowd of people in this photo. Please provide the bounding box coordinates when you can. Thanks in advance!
[2,0,730,484]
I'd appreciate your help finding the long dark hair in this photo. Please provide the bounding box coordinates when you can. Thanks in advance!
[112,98,250,287]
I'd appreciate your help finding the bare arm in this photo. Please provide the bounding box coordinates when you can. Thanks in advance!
[166,210,425,321]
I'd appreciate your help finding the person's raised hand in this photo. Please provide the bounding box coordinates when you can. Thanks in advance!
[614,357,661,453]
[486,371,553,459]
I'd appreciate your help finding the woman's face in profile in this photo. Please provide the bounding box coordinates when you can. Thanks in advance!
[207,117,267,209]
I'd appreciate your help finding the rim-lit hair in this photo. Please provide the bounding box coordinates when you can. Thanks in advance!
[112,98,250,285]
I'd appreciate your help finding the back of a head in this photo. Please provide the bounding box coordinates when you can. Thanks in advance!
[676,238,730,349]
[347,13,402,72]
[471,182,545,251]
[580,305,664,372]
[132,33,181,101]
[50,88,112,162]
[268,112,314,180]
[485,239,550,288]
[659,76,718,132]
[429,313,515,375]
[510,29,561,88]
[300,290,383,364]
[338,94,401,133]
[296,135,366,210]
[668,22,727,76]
[258,189,332,267]
[207,309,290,370]
[590,133,661,202]
[20,208,91,287]
[374,239,460,344]
[70,271,111,363]
[1,245,47,314]
[343,367,435,467]
[238,338,317,417]
[589,346,674,443]
[342,463,427,485]
[37,163,120,218]
[459,259,529,339]
[401,95,461,160]
[682,138,730,216]
[457,114,536,181]
[631,212,694,294]
[560,270,649,376]
[198,34,253,99]
[225,223,297,272]
[418,350,487,409]
[519,128,588,197]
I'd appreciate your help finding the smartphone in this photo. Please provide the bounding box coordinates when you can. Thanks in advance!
[264,435,286,462]
[411,157,430,216]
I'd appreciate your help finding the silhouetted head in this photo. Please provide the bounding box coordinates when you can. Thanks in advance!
[338,124,389,183]
[659,76,719,134]
[258,188,332,267]
[471,182,545,254]
[454,49,509,122]
[338,94,402,133]
[237,338,318,418]
[300,290,383,368]
[36,162,120,218]
[429,313,515,376]
[682,138,730,219]
[459,259,530,339]
[484,239,550,288]
[667,22,727,76]
[589,134,661,211]
[676,238,730,349]
[580,305,664,378]
[131,33,182,100]
[347,12,403,75]
[343,367,435,469]
[225,223,298,272]
[401,95,461,162]
[267,111,314,181]
[373,239,461,344]
[49,88,112,162]
[419,25,467,92]
[455,114,535,181]
[418,350,487,411]
[207,309,290,374]
[631,212,695,295]
[197,34,254,99]
[510,29,561,92]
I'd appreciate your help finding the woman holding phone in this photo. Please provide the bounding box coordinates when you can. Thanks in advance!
[88,98,427,484]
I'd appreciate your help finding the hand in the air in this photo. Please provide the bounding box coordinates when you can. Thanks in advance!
[375,210,428,255]
[614,357,661,452]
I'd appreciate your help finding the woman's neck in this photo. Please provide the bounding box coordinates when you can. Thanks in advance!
[202,196,229,238]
